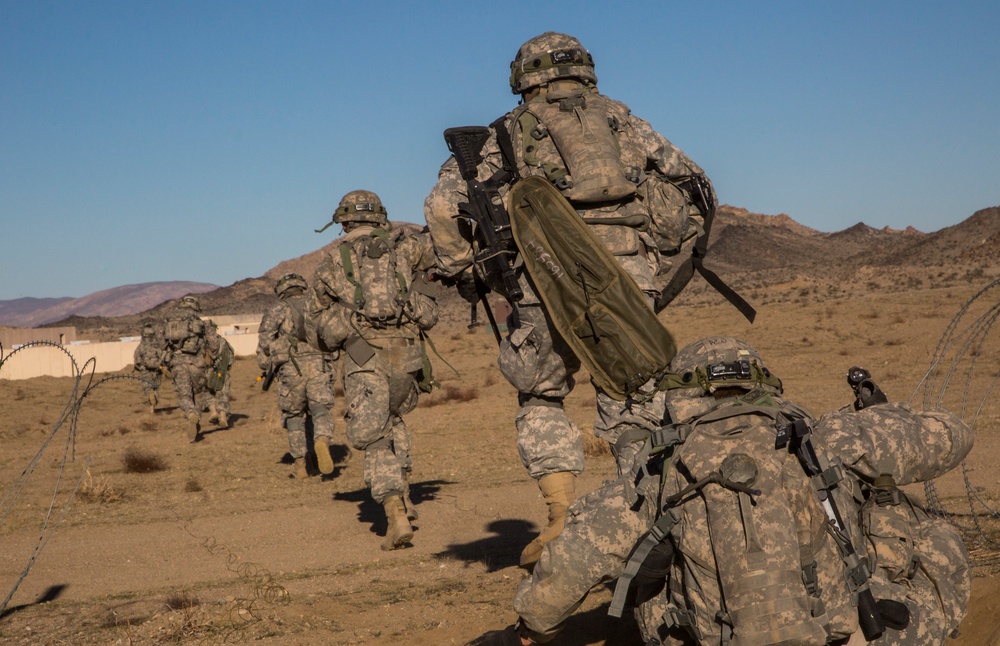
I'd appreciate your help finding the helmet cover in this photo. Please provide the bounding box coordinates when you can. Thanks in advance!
[509,32,597,94]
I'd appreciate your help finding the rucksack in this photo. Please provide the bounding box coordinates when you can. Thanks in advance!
[612,399,860,645]
[164,315,205,354]
[337,228,407,325]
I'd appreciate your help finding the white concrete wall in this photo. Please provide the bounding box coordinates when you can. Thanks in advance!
[0,332,260,381]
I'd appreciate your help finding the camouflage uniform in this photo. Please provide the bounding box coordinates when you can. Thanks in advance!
[133,322,165,412]
[164,296,211,441]
[311,190,439,550]
[425,31,708,567]
[501,338,972,646]
[257,273,338,477]
[203,320,233,427]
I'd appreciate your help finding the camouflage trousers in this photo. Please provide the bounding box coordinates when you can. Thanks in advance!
[342,339,421,503]
[498,302,666,479]
[514,475,654,640]
[170,353,228,419]
[276,353,337,460]
[169,352,208,418]
[206,370,231,417]
[136,367,161,398]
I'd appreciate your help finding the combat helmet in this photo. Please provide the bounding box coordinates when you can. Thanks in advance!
[178,295,202,312]
[659,336,782,422]
[315,190,389,233]
[274,272,308,297]
[509,32,597,95]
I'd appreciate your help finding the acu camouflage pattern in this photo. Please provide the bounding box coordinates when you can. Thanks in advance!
[660,406,856,644]
[311,225,437,503]
[164,308,208,419]
[133,324,166,398]
[203,321,233,418]
[312,224,439,348]
[425,81,707,479]
[511,400,973,646]
[257,291,337,459]
[818,404,974,645]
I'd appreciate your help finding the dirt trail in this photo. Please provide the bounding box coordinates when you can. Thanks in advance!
[2,290,1000,644]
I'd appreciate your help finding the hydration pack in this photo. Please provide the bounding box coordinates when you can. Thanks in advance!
[514,88,638,204]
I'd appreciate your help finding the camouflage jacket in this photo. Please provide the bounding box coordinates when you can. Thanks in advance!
[256,292,324,371]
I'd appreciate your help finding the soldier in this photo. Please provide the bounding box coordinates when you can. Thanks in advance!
[257,272,338,479]
[203,319,234,429]
[474,337,972,646]
[163,295,211,442]
[424,32,713,570]
[133,320,166,413]
[311,189,440,550]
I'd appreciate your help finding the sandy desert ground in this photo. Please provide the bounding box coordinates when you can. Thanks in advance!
[2,284,1000,645]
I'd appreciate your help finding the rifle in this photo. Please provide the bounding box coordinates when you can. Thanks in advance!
[261,365,276,392]
[443,125,523,306]
[847,366,888,410]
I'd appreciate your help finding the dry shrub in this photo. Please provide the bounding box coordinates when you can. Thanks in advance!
[185,477,203,493]
[78,470,126,504]
[140,419,158,432]
[122,446,168,473]
[582,430,612,457]
[164,591,200,611]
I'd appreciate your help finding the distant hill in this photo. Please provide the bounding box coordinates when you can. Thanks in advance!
[25,206,1000,340]
[0,282,219,327]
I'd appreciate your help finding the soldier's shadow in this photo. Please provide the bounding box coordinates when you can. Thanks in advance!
[486,602,644,645]
[199,413,246,438]
[0,585,66,620]
[434,518,536,571]
[332,479,452,536]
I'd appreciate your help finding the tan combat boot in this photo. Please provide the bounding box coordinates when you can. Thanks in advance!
[208,402,220,425]
[519,471,576,571]
[186,412,201,443]
[381,495,414,551]
[291,457,309,479]
[314,436,334,475]
[147,391,157,414]
[217,411,229,429]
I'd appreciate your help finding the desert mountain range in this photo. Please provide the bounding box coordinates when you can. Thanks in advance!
[5,204,999,340]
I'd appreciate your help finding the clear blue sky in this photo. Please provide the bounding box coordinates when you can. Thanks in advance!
[1,1,997,300]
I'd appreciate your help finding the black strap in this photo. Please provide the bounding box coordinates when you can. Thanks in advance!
[655,194,756,322]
